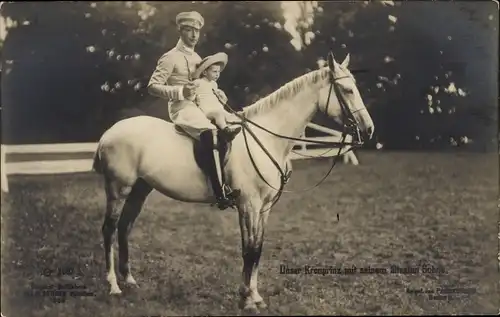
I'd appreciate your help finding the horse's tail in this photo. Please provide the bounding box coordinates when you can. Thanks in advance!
[92,145,104,174]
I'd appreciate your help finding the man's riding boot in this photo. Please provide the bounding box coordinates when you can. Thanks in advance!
[199,130,237,210]
[217,132,241,202]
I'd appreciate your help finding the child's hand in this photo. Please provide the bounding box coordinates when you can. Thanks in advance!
[214,89,228,104]
[226,112,242,124]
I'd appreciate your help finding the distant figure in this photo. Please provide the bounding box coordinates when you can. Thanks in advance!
[147,11,239,210]
[192,52,242,142]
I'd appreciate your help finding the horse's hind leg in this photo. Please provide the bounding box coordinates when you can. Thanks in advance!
[102,177,131,295]
[117,178,153,287]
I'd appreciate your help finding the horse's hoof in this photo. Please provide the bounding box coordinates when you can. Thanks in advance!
[109,288,122,295]
[255,300,267,309]
[125,276,138,287]
[239,300,260,315]
[242,306,260,315]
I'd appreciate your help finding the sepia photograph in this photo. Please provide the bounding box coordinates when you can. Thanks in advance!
[1,1,498,316]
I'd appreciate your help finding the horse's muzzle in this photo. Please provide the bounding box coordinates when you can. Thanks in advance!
[354,110,375,142]
[353,124,374,145]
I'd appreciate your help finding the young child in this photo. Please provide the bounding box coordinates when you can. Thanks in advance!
[192,52,242,141]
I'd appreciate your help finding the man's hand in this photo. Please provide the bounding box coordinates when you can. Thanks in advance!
[214,89,228,104]
[182,82,198,99]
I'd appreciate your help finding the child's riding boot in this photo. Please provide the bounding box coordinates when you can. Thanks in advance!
[221,125,242,142]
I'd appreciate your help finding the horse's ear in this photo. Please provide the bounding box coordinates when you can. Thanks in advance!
[327,52,338,72]
[341,53,350,68]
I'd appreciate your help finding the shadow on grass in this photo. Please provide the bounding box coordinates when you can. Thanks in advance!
[1,151,498,316]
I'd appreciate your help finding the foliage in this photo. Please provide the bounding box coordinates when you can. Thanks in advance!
[0,1,497,151]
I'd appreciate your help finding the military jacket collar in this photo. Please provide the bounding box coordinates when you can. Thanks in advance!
[175,39,195,55]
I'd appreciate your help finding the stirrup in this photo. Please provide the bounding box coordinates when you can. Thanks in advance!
[223,184,240,200]
[211,185,240,210]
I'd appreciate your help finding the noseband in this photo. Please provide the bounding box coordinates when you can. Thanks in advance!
[328,72,365,145]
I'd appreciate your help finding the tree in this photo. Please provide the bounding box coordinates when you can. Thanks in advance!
[0,1,497,151]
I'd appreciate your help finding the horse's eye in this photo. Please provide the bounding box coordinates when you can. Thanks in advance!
[344,88,354,94]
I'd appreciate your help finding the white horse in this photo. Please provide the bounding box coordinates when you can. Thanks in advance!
[92,52,374,313]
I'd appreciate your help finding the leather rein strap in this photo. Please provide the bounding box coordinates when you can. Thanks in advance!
[213,73,363,213]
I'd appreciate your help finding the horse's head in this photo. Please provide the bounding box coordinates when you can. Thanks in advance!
[317,52,375,143]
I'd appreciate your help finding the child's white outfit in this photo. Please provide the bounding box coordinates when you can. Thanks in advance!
[191,52,241,141]
[193,78,233,128]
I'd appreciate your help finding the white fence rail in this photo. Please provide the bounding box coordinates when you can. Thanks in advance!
[289,123,358,163]
[1,123,358,193]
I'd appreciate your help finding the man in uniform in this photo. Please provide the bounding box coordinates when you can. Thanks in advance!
[147,11,239,210]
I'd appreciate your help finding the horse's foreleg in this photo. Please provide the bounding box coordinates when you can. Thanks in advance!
[238,199,270,312]
[249,204,271,309]
[117,179,152,287]
[102,179,131,295]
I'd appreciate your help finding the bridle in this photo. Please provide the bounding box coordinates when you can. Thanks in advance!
[214,63,367,213]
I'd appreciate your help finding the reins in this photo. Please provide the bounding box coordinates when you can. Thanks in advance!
[213,73,364,213]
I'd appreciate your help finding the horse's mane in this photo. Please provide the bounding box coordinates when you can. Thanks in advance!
[242,67,331,118]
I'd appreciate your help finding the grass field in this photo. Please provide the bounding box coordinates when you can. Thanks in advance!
[1,151,498,316]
